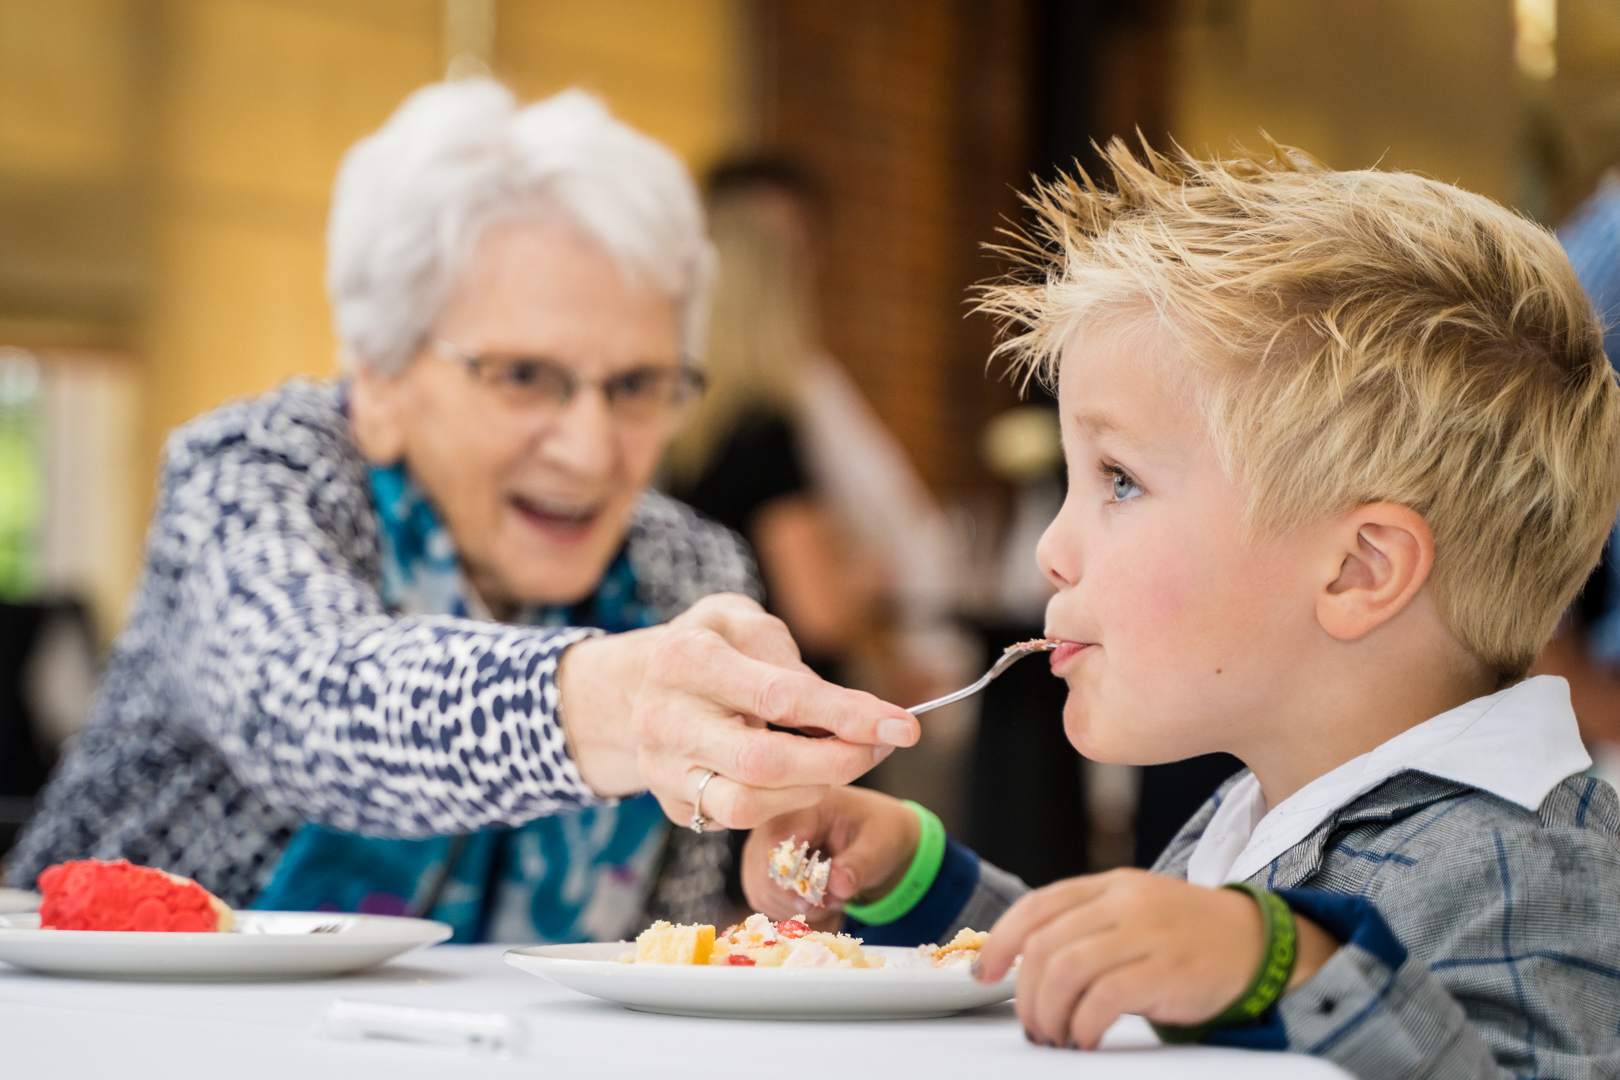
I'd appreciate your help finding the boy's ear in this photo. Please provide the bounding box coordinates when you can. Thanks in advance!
[1316,503,1435,641]
[347,362,409,465]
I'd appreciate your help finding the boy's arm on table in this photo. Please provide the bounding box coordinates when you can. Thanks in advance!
[952,829,1613,1075]
[1258,818,1620,1080]
[746,786,1620,1079]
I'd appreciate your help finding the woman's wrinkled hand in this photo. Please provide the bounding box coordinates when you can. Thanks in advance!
[555,593,920,829]
[973,869,1337,1050]
[741,786,920,927]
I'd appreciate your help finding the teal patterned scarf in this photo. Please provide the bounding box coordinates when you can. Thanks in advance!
[252,463,670,943]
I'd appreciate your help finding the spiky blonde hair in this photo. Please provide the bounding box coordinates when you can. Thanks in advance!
[981,139,1620,679]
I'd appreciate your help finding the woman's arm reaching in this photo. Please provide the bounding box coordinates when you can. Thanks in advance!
[157,387,917,837]
[157,392,605,836]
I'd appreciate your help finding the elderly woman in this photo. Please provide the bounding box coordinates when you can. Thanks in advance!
[2,81,917,942]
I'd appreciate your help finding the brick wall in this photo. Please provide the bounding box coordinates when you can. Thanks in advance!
[755,0,1034,496]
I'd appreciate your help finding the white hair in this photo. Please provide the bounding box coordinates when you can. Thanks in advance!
[327,80,714,372]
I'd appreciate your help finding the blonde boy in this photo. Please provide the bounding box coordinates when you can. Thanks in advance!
[744,143,1620,1078]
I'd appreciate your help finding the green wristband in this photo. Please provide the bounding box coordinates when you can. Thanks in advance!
[1151,882,1298,1045]
[842,800,946,926]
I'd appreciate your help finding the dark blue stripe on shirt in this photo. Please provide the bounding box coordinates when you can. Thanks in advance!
[1277,887,1408,971]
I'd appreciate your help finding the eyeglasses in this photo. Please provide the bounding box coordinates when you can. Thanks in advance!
[432,340,705,426]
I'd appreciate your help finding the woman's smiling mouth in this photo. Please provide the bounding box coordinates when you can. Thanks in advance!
[508,493,603,542]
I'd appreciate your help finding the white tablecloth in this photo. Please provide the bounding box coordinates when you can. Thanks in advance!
[0,945,1350,1078]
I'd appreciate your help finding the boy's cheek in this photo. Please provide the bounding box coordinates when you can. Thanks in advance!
[1043,554,1173,637]
[1122,548,1265,669]
[1043,539,1248,757]
[1047,528,1287,762]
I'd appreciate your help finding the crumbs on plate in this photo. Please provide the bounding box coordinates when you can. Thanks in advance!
[917,928,988,967]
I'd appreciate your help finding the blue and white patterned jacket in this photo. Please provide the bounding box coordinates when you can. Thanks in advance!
[3,380,759,919]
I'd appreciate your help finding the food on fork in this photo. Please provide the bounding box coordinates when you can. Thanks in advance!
[36,859,235,933]
[918,928,988,967]
[767,836,831,906]
[1007,637,1059,653]
[632,913,884,968]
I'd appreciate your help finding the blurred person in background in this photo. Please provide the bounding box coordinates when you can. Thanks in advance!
[663,159,968,699]
[1535,168,1620,785]
[1,81,919,942]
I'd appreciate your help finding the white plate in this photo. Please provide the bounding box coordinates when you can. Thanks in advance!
[0,888,39,914]
[0,911,452,980]
[504,942,1016,1020]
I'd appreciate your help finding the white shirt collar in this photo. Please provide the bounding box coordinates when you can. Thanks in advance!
[1185,675,1591,888]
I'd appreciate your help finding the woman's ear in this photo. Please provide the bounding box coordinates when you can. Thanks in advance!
[347,361,409,465]
[1315,503,1435,641]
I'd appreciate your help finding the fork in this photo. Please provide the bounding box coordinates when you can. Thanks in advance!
[767,640,1058,906]
[906,638,1058,716]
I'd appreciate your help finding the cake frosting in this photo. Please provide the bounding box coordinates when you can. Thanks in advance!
[37,859,234,933]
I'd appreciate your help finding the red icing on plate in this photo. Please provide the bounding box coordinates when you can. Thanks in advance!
[775,917,810,939]
[726,953,757,966]
[37,859,228,933]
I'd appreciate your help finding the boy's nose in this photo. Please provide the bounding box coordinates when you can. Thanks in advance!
[1035,504,1079,589]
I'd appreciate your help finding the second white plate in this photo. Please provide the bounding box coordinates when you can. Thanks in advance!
[0,888,39,915]
[0,911,451,980]
[505,942,1016,1020]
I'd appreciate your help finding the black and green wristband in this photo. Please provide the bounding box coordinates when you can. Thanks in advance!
[842,800,945,926]
[1150,882,1298,1045]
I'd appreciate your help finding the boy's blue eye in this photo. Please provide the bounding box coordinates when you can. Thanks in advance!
[1107,466,1144,502]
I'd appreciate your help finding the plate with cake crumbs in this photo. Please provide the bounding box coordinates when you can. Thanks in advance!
[0,859,451,980]
[504,914,1014,1020]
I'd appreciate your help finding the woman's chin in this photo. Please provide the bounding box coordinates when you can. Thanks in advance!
[489,531,619,606]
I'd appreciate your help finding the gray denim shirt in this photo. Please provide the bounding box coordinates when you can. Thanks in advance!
[957,769,1620,1079]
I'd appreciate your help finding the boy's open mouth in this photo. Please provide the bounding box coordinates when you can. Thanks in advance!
[1047,640,1091,672]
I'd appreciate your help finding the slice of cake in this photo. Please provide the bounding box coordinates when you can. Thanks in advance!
[37,859,234,932]
[634,919,716,964]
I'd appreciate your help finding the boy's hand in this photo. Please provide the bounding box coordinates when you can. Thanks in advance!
[740,786,920,927]
[974,869,1338,1049]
